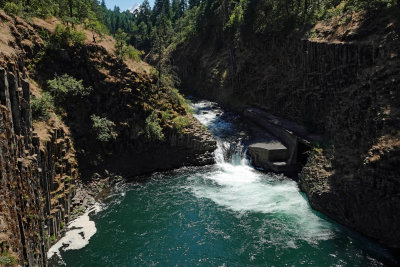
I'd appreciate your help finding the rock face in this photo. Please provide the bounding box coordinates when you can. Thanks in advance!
[0,11,216,266]
[33,43,216,179]
[0,65,79,266]
[173,12,400,248]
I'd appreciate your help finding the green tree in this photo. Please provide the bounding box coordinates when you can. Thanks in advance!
[152,14,173,88]
[172,0,181,21]
[152,0,172,23]
[179,0,187,14]
[114,28,128,59]
[189,0,201,9]
[84,11,106,43]
[114,28,143,61]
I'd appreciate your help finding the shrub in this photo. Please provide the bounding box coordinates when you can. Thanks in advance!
[50,24,86,48]
[114,28,143,61]
[126,45,144,62]
[168,87,193,114]
[3,2,20,15]
[0,251,17,266]
[90,115,117,143]
[47,74,92,106]
[144,111,164,141]
[161,110,174,123]
[172,115,190,133]
[31,92,53,121]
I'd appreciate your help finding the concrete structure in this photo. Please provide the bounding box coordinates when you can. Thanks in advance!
[244,107,321,174]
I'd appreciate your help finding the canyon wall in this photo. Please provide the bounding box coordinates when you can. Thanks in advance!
[173,15,400,248]
[0,64,78,266]
[33,43,216,179]
[0,11,216,266]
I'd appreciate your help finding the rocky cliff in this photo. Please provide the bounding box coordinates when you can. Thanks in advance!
[0,11,216,266]
[33,42,216,178]
[0,64,78,266]
[173,8,400,249]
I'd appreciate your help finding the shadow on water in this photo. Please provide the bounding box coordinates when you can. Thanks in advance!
[50,99,399,267]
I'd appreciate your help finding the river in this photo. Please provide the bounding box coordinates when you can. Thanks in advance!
[49,100,397,266]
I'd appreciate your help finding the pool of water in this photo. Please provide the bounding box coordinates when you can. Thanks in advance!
[49,100,397,266]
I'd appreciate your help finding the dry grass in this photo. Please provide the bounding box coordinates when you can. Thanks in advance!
[31,16,152,74]
[0,12,17,59]
[31,16,59,32]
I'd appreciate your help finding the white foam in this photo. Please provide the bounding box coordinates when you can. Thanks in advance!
[189,163,334,244]
[47,203,102,259]
[190,100,335,244]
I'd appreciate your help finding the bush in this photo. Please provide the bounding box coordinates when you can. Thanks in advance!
[47,74,92,106]
[90,115,117,143]
[0,251,17,266]
[172,115,190,133]
[126,45,144,62]
[144,111,164,141]
[168,87,193,114]
[31,93,53,121]
[50,24,86,48]
[3,2,20,15]
[114,28,143,61]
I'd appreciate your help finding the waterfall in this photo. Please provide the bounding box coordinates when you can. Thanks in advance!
[191,100,247,166]
[190,99,335,243]
[55,99,395,266]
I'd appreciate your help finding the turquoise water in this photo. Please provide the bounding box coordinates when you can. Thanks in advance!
[50,101,397,266]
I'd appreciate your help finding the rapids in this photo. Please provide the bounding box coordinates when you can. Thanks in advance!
[49,100,396,266]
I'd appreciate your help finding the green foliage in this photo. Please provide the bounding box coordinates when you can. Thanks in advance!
[225,0,248,30]
[114,28,144,61]
[169,87,192,113]
[172,115,190,133]
[50,24,86,48]
[145,111,165,141]
[126,45,145,62]
[90,115,117,143]
[47,74,92,106]
[31,92,54,121]
[3,2,20,15]
[320,0,398,20]
[50,235,56,242]
[170,6,200,47]
[1,0,59,18]
[114,28,128,59]
[84,14,108,43]
[161,109,174,123]
[0,251,17,266]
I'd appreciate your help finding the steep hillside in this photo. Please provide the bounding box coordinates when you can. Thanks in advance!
[0,10,215,266]
[172,3,400,249]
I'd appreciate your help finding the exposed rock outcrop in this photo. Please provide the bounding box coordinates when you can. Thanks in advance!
[173,9,400,249]
[0,64,78,266]
[0,11,216,266]
[32,42,216,178]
